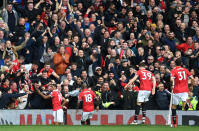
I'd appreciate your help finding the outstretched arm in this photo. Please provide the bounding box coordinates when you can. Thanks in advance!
[15,37,29,51]
[52,71,60,79]
[8,93,27,98]
[125,74,139,88]
[76,100,81,113]
[34,0,44,9]
[67,0,72,13]
[189,75,195,88]
[61,98,69,108]
[152,76,156,95]
[35,87,51,99]
[170,76,175,89]
[96,96,100,111]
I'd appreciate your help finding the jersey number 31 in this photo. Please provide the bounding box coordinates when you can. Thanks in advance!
[178,71,186,80]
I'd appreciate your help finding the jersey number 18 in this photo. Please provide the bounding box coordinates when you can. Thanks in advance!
[84,94,92,102]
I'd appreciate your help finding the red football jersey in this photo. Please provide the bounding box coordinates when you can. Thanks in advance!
[136,69,154,91]
[78,89,96,112]
[40,68,54,77]
[171,66,191,93]
[11,60,20,73]
[50,90,63,111]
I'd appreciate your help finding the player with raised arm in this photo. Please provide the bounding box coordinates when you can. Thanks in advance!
[76,83,99,125]
[170,58,194,128]
[125,62,156,125]
[35,83,68,125]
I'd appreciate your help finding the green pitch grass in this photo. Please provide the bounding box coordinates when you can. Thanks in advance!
[0,125,199,131]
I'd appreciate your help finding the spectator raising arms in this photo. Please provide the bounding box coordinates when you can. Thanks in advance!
[53,46,70,80]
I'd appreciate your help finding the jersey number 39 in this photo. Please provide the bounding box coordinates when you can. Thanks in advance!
[142,72,152,80]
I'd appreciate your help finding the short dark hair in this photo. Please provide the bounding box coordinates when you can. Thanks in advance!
[82,83,88,89]
[115,55,120,59]
[42,70,48,74]
[2,78,9,83]
[103,81,109,85]
[18,55,25,60]
[50,84,57,88]
[129,65,135,69]
[7,2,13,6]
[32,61,39,66]
[32,78,40,84]
[45,62,51,65]
[139,61,146,67]
[81,70,87,74]
[4,55,11,60]
[71,62,77,65]
[92,54,98,59]
[175,58,182,66]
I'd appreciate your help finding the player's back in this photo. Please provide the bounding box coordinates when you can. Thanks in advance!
[137,69,154,91]
[171,66,191,93]
[51,90,62,111]
[79,89,96,112]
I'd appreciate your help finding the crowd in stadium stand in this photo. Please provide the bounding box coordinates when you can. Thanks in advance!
[0,0,198,110]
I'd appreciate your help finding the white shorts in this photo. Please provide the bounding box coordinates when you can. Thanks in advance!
[137,90,151,103]
[81,111,94,121]
[53,109,64,123]
[172,92,188,105]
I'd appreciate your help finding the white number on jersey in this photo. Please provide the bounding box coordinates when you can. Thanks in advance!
[142,72,152,80]
[178,71,186,80]
[84,94,92,102]
[58,93,62,101]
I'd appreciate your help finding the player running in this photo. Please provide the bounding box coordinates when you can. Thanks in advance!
[170,58,194,128]
[125,62,156,125]
[35,83,68,125]
[76,83,99,125]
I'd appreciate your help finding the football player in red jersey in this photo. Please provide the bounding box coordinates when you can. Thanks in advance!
[125,62,156,124]
[170,58,194,128]
[76,83,99,125]
[35,83,68,125]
